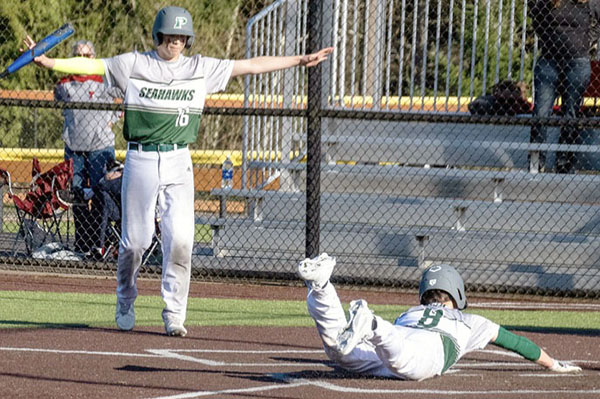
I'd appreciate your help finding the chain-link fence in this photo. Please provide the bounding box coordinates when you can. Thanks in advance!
[1,0,600,297]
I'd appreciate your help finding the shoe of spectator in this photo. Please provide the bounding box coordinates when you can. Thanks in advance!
[106,158,124,173]
[56,188,86,207]
[555,162,574,174]
[90,247,105,260]
[105,159,124,181]
[115,301,135,331]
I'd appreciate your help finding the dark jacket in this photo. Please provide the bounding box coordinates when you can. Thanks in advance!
[529,0,600,60]
[468,81,533,116]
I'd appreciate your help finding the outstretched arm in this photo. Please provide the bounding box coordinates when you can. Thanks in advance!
[491,327,581,373]
[231,47,333,78]
[22,35,105,75]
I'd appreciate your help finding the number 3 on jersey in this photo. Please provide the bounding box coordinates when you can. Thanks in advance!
[176,107,190,127]
[418,308,443,328]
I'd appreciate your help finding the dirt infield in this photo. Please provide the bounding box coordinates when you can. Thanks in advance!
[1,272,600,398]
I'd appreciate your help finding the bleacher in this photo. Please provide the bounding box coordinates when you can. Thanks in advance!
[203,116,600,293]
[191,0,600,294]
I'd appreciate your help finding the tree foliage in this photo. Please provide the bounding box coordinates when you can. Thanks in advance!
[0,0,538,150]
[0,0,251,149]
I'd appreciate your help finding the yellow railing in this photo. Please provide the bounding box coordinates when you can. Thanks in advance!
[0,148,244,166]
[6,88,600,112]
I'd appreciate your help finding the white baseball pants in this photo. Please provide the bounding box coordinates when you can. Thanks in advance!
[116,146,195,325]
[306,283,445,380]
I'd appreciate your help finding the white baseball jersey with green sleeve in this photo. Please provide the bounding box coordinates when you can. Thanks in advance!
[391,305,500,375]
[307,283,500,381]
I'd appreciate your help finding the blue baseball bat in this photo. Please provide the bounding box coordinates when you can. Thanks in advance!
[0,23,74,79]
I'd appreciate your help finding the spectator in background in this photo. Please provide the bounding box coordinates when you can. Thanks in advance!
[468,80,532,116]
[55,40,122,254]
[529,0,600,173]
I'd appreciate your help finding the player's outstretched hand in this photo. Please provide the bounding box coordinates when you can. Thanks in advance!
[549,360,582,373]
[300,47,334,67]
[20,35,53,68]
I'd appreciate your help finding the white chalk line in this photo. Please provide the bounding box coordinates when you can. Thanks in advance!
[470,301,600,311]
[0,346,160,358]
[283,377,600,396]
[154,349,323,354]
[1,346,596,398]
[145,349,328,367]
[2,346,595,367]
[146,380,311,399]
[518,373,587,377]
[262,373,600,396]
[0,346,329,368]
[145,371,598,399]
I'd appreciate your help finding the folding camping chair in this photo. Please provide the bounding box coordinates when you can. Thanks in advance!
[0,158,73,255]
[92,164,161,266]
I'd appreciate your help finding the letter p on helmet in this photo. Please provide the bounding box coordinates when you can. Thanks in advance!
[174,16,188,29]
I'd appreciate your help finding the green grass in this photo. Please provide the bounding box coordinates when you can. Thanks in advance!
[2,220,75,235]
[195,224,212,243]
[1,290,599,331]
[1,222,213,244]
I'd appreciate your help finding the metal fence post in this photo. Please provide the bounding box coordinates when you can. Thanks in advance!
[306,0,323,259]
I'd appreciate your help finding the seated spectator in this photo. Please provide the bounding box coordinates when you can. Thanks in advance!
[58,158,124,259]
[89,158,123,259]
[468,80,533,116]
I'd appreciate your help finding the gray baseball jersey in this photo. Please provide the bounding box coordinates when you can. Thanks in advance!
[54,75,121,151]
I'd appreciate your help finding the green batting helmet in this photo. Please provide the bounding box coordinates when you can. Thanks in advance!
[152,6,195,49]
[419,264,467,310]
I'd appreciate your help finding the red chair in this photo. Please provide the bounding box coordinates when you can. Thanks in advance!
[0,158,73,255]
[584,61,600,98]
[582,60,600,115]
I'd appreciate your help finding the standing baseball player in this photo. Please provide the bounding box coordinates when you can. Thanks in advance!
[298,254,582,380]
[25,6,333,336]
